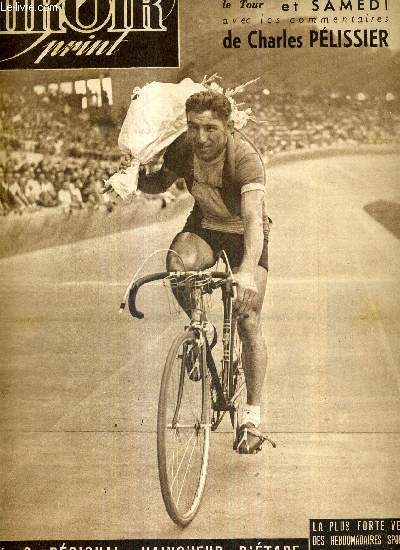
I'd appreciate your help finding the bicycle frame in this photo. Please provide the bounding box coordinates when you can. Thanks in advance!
[126,266,249,525]
[206,285,246,430]
[126,269,244,431]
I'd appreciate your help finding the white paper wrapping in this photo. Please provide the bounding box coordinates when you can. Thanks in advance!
[107,78,205,198]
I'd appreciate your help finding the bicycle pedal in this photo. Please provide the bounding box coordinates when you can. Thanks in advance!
[233,424,275,454]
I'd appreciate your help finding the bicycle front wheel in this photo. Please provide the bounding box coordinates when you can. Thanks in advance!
[157,330,210,526]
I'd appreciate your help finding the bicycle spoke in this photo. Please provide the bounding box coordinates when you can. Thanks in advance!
[170,430,181,487]
[170,431,196,491]
[176,432,198,506]
[229,380,246,405]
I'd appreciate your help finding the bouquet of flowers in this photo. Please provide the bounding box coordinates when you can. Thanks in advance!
[106,75,261,199]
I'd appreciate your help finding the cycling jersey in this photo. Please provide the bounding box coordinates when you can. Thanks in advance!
[163,130,271,237]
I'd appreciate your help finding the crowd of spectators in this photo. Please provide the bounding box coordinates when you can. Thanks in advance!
[0,87,119,158]
[1,84,399,217]
[2,87,399,162]
[0,156,118,217]
[0,85,122,216]
[245,92,400,157]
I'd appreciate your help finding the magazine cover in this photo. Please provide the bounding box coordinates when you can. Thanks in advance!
[0,0,399,548]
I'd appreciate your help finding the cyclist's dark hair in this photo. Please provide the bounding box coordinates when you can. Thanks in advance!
[185,91,232,123]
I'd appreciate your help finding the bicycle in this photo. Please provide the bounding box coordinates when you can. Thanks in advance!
[122,253,275,526]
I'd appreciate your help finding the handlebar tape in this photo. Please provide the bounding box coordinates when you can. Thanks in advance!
[127,271,230,321]
[128,284,144,319]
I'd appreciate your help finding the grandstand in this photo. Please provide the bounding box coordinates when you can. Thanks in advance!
[1,72,399,213]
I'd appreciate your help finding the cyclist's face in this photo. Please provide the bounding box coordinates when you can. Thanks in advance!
[187,110,229,161]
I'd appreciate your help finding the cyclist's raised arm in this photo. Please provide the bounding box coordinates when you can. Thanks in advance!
[140,132,191,194]
[117,152,176,195]
[122,133,185,194]
[137,164,178,195]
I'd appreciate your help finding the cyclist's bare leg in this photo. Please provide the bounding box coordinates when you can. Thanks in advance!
[235,265,268,408]
[166,232,215,315]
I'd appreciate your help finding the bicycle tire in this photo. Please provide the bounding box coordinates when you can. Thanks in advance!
[157,330,210,526]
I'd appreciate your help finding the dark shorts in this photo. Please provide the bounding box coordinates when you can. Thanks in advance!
[180,213,269,271]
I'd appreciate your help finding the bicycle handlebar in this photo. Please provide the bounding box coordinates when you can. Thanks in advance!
[126,271,232,320]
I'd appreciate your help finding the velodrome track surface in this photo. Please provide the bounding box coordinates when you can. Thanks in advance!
[1,153,399,539]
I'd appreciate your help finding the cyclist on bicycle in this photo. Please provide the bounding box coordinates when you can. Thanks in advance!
[122,90,271,454]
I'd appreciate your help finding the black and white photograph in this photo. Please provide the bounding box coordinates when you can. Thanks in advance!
[0,0,399,545]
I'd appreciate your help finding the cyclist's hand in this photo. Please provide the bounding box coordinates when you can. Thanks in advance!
[233,271,258,317]
[119,153,133,172]
[120,154,162,175]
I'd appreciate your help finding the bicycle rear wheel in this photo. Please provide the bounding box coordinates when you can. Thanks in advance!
[157,330,210,526]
